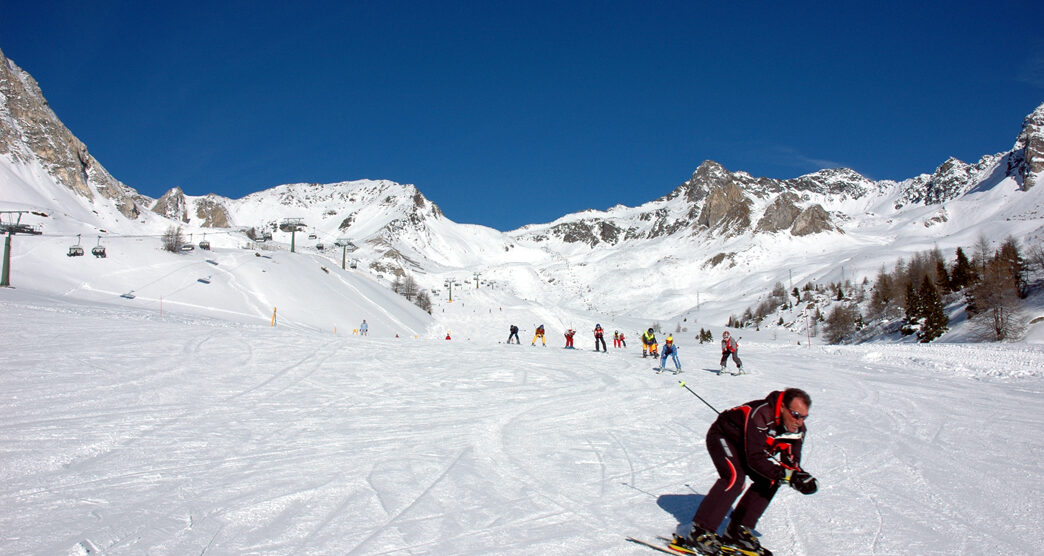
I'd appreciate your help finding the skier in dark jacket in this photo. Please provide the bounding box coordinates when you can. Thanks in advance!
[594,324,607,352]
[508,324,520,344]
[680,389,818,555]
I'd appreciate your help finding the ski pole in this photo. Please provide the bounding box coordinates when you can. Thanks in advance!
[678,381,720,415]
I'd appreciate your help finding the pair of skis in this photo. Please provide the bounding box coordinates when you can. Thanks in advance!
[626,535,767,556]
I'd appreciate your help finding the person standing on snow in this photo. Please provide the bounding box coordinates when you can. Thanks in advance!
[613,330,621,348]
[642,328,658,358]
[360,320,369,336]
[618,331,626,348]
[659,335,681,373]
[564,328,576,348]
[508,324,520,344]
[594,323,607,352]
[720,330,743,374]
[532,324,546,346]
[677,389,818,555]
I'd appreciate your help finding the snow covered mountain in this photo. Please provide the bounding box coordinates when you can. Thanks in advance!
[2,46,1043,337]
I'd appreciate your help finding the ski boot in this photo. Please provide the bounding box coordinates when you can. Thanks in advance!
[673,523,722,555]
[724,524,772,555]
[719,365,725,375]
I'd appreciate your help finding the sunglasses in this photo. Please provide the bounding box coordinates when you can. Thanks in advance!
[788,410,809,420]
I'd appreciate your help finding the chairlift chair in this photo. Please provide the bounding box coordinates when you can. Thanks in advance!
[199,240,211,250]
[67,234,84,257]
[91,236,106,258]
[316,243,325,250]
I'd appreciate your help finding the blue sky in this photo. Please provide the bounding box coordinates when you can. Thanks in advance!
[3,1,1043,230]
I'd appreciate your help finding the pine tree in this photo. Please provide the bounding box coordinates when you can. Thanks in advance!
[934,259,951,295]
[903,281,920,322]
[917,274,948,342]
[950,247,973,291]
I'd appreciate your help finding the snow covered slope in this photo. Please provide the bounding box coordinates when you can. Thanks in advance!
[1,288,1042,555]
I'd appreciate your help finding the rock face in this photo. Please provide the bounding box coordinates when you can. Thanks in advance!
[1013,103,1044,190]
[0,48,145,218]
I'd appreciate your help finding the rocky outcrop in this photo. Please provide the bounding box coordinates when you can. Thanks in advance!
[790,204,837,236]
[697,181,751,235]
[0,48,146,218]
[1013,103,1044,190]
[195,196,232,228]
[755,192,803,233]
[152,187,189,222]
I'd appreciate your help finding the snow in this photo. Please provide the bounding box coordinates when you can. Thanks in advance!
[2,286,1043,555]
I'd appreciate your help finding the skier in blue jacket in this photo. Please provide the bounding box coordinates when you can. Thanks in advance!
[659,335,681,374]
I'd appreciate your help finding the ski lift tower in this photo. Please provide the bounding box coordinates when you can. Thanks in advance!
[279,218,306,253]
[334,237,358,270]
[443,279,454,302]
[1,211,43,287]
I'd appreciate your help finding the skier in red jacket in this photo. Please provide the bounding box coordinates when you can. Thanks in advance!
[678,389,818,555]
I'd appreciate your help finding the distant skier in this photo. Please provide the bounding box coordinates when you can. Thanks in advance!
[642,328,658,358]
[508,324,520,344]
[564,328,576,348]
[676,388,818,556]
[594,324,607,352]
[613,330,621,348]
[618,331,626,348]
[532,324,546,346]
[659,335,681,373]
[360,319,369,336]
[720,330,743,374]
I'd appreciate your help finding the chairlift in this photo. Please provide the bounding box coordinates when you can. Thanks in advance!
[180,244,195,252]
[316,243,325,250]
[349,258,359,269]
[199,234,211,250]
[67,234,84,257]
[120,290,136,299]
[91,236,107,258]
[308,233,318,240]
[197,276,211,284]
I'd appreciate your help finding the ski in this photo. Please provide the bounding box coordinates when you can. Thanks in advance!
[627,535,769,556]
[626,536,693,554]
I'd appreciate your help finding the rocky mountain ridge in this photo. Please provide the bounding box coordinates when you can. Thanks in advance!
[2,46,1043,321]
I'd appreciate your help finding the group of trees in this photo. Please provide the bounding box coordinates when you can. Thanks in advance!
[827,236,1033,343]
[729,235,1036,344]
[392,274,433,314]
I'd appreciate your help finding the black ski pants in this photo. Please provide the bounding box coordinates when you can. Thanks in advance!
[692,424,779,533]
[595,336,607,351]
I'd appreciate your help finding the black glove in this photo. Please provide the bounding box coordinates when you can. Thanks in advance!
[783,469,818,495]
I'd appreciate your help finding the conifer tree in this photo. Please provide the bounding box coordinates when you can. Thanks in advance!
[917,274,948,342]
[950,247,973,291]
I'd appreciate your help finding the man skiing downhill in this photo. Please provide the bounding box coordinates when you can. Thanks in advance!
[564,328,576,348]
[677,388,818,555]
[659,335,681,373]
[719,331,742,375]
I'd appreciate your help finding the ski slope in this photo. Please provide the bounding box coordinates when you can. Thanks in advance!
[2,289,1042,555]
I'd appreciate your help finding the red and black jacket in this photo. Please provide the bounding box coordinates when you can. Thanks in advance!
[712,390,805,483]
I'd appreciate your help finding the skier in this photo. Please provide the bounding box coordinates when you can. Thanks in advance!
[360,319,369,336]
[659,335,681,374]
[720,330,743,374]
[613,330,621,348]
[678,388,818,555]
[507,324,520,344]
[564,328,576,348]
[532,324,546,346]
[594,324,607,352]
[642,328,658,358]
[618,331,626,348]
